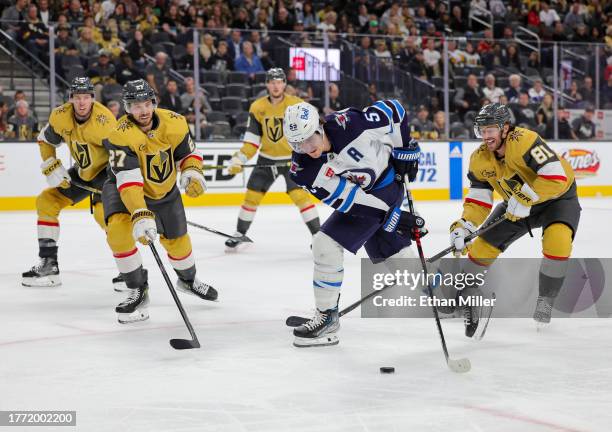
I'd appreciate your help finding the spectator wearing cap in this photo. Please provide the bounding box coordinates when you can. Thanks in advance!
[505,74,523,103]
[159,80,183,114]
[145,51,170,95]
[571,107,596,140]
[205,40,234,72]
[483,74,505,104]
[7,100,39,141]
[539,1,560,27]
[88,50,117,100]
[409,105,436,139]
[528,79,546,104]
[235,41,265,79]
[55,23,78,57]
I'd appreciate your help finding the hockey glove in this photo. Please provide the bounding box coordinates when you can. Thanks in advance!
[391,138,420,182]
[450,218,477,256]
[41,157,71,189]
[131,209,157,245]
[180,168,207,198]
[228,152,248,175]
[500,178,539,222]
[383,206,426,239]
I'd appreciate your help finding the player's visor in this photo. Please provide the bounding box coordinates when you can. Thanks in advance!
[473,124,500,139]
[289,133,319,154]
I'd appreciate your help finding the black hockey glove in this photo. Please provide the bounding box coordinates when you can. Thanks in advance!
[383,206,427,239]
[391,138,420,182]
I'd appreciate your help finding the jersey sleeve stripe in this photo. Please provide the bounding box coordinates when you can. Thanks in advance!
[322,177,347,205]
[388,99,406,122]
[116,168,144,190]
[179,153,203,170]
[537,161,567,181]
[539,174,567,181]
[244,132,262,146]
[465,197,493,209]
[338,184,359,212]
[118,182,144,191]
[372,101,394,132]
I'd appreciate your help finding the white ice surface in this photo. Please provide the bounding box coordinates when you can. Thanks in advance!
[1,199,611,432]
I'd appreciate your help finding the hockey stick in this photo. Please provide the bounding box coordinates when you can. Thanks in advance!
[285,279,398,327]
[70,182,250,243]
[149,242,201,350]
[404,182,471,373]
[426,215,507,264]
[203,162,291,170]
[186,220,253,242]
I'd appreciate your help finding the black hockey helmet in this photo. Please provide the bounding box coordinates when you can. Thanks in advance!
[69,77,94,98]
[473,103,512,138]
[266,67,286,83]
[122,79,157,113]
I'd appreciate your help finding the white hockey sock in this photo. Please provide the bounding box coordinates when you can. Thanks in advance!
[312,231,344,311]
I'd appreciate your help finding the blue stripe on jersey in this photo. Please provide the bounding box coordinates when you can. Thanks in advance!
[322,176,346,205]
[373,101,394,133]
[389,99,405,122]
[374,166,396,190]
[338,184,359,213]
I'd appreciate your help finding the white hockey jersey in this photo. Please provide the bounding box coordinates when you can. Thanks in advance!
[290,100,412,220]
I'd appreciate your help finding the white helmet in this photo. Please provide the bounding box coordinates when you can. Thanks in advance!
[283,102,321,153]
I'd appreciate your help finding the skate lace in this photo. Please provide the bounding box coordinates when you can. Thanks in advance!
[463,306,472,326]
[123,289,141,304]
[31,258,50,272]
[304,311,328,331]
[191,280,210,295]
[537,297,553,315]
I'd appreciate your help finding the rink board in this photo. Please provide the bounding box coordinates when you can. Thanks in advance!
[0,140,610,210]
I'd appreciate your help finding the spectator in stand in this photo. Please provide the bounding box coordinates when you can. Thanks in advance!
[317,10,337,33]
[423,38,441,76]
[19,4,48,62]
[1,0,27,38]
[552,22,569,42]
[432,110,446,139]
[455,74,483,119]
[205,40,234,72]
[573,23,591,43]
[557,110,576,139]
[101,0,118,21]
[450,6,467,34]
[0,101,9,140]
[483,74,505,103]
[505,74,524,103]
[367,82,379,105]
[302,2,319,31]
[410,105,436,139]
[126,29,153,66]
[6,100,38,141]
[503,43,523,72]
[145,51,170,95]
[7,90,27,119]
[184,106,212,139]
[180,77,212,114]
[231,7,251,30]
[373,38,393,69]
[564,2,585,30]
[159,79,183,114]
[447,39,465,68]
[414,6,432,32]
[324,83,343,114]
[115,52,142,85]
[527,51,541,71]
[603,75,612,108]
[477,29,494,54]
[463,42,481,68]
[66,0,84,25]
[581,76,595,105]
[514,92,537,127]
[527,5,540,28]
[536,93,555,138]
[408,50,431,80]
[88,51,117,100]
[106,99,121,118]
[76,27,100,60]
[226,30,242,63]
[37,0,52,27]
[55,23,78,58]
[571,106,596,139]
[286,68,313,101]
[566,80,583,108]
[179,41,206,71]
[539,1,561,27]
[250,31,272,70]
[98,27,123,58]
[235,41,264,78]
[528,78,546,104]
[137,5,159,35]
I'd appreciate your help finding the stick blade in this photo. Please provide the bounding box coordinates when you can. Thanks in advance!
[448,357,471,373]
[170,338,200,350]
[285,316,309,327]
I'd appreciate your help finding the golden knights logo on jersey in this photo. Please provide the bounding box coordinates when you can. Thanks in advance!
[146,148,173,183]
[264,117,284,143]
[74,141,92,169]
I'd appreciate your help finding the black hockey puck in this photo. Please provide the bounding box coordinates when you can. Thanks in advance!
[380,367,395,374]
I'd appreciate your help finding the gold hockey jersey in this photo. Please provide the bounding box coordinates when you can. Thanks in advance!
[37,101,116,181]
[241,94,303,160]
[104,109,202,213]
[462,126,575,226]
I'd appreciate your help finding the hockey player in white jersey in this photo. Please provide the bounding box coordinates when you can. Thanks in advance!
[283,100,425,347]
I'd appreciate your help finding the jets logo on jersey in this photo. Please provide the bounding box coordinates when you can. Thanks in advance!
[146,148,173,183]
[334,113,349,130]
[74,141,92,169]
[265,117,284,142]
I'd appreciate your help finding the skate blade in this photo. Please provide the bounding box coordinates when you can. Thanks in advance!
[117,308,149,324]
[22,275,61,287]
[113,281,129,292]
[224,241,251,254]
[293,334,339,348]
[535,320,550,332]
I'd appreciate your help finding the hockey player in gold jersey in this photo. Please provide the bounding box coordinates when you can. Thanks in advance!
[102,79,217,323]
[225,68,320,250]
[447,103,580,335]
[22,77,117,287]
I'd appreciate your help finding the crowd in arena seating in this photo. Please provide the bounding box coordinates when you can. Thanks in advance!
[0,0,610,141]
